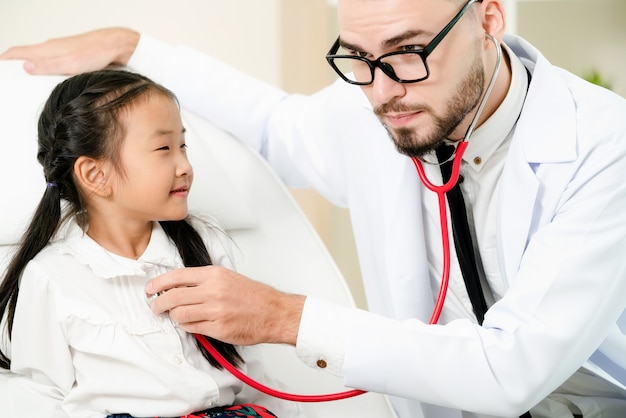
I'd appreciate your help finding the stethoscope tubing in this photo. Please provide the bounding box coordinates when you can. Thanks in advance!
[193,33,502,403]
[195,333,367,401]
[411,140,469,324]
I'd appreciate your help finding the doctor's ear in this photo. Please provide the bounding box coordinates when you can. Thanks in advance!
[479,0,506,40]
[74,156,112,198]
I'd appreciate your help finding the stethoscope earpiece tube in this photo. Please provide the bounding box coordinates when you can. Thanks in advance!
[411,33,502,324]
[411,140,469,324]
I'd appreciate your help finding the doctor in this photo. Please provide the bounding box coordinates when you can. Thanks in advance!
[2,0,626,416]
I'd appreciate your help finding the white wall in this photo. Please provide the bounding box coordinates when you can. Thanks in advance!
[515,0,626,97]
[0,0,282,85]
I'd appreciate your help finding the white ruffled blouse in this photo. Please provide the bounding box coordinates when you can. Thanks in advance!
[9,216,300,417]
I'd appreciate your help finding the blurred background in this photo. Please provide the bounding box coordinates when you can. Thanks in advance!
[1,0,624,309]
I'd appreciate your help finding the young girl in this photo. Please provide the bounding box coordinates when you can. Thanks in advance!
[0,70,300,418]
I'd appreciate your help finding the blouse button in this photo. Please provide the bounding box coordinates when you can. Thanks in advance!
[316,359,327,369]
[172,355,183,365]
[204,399,215,408]
[473,156,482,165]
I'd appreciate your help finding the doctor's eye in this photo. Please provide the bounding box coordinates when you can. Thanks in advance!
[400,44,424,53]
[350,49,370,59]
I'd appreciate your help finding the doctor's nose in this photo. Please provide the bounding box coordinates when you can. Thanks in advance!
[368,66,407,105]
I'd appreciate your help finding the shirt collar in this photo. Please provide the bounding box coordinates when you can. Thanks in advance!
[461,41,529,172]
[53,219,183,279]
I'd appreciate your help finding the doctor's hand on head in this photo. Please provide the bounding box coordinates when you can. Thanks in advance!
[146,265,306,347]
[0,27,139,75]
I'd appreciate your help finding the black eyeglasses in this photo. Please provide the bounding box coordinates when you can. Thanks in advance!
[326,0,481,86]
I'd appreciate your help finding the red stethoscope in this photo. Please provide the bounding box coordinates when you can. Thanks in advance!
[193,147,465,402]
[194,34,502,403]
[192,143,468,402]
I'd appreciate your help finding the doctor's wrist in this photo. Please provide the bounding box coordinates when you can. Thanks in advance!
[107,27,140,67]
[268,293,306,345]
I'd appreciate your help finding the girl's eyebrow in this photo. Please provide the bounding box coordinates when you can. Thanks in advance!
[153,127,186,136]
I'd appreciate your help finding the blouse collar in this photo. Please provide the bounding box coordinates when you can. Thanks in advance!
[52,219,183,279]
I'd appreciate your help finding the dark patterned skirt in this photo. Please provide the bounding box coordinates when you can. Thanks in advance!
[107,403,277,418]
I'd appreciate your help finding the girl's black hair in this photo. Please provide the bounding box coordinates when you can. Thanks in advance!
[0,69,242,370]
[160,219,243,369]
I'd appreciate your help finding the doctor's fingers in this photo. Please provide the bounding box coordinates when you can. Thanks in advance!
[149,283,209,315]
[164,292,259,345]
[0,44,110,75]
[0,28,139,75]
[147,264,225,300]
[169,297,276,346]
[148,265,245,313]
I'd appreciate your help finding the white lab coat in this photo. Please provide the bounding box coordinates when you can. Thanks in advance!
[129,34,626,417]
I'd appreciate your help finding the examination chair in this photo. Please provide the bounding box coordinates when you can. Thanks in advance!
[0,61,397,417]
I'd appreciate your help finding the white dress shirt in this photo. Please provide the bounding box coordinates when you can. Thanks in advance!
[9,216,301,417]
[126,34,626,417]
[296,43,529,381]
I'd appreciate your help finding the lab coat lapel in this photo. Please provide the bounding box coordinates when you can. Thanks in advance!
[497,37,577,285]
[378,150,435,322]
[497,134,539,286]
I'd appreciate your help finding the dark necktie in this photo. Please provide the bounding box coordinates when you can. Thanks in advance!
[436,143,489,324]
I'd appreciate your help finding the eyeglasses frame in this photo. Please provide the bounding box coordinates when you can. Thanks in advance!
[325,0,482,86]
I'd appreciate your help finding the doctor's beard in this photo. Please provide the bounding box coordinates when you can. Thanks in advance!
[376,50,486,159]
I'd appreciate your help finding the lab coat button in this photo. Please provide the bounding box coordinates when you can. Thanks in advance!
[473,156,482,165]
[316,359,327,369]
[172,355,183,365]
[204,399,215,408]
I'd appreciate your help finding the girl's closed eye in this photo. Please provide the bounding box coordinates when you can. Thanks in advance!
[155,143,187,152]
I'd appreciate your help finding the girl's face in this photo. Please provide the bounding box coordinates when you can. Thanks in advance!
[110,93,193,224]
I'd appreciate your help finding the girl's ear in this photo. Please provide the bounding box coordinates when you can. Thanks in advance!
[74,156,111,198]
